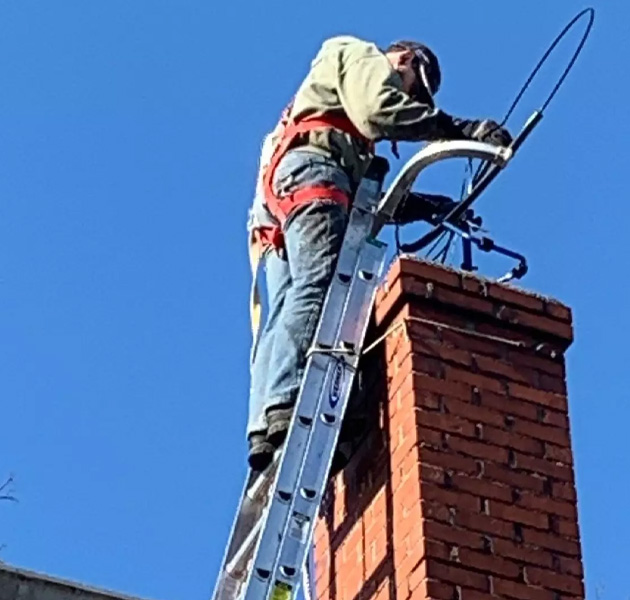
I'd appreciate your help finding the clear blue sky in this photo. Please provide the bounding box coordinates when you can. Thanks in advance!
[0,1,625,599]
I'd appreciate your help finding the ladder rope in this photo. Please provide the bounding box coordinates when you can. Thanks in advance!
[362,315,528,356]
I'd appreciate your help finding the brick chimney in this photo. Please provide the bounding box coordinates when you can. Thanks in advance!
[313,257,582,600]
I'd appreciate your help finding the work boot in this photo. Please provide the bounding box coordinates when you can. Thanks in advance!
[248,433,274,472]
[266,406,294,448]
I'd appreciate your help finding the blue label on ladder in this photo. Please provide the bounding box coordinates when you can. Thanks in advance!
[329,362,344,408]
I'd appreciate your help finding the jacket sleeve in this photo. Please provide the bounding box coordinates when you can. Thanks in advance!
[337,52,470,142]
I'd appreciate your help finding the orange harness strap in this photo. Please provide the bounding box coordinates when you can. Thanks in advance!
[258,113,373,250]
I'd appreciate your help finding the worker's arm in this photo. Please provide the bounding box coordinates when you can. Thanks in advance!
[338,53,479,142]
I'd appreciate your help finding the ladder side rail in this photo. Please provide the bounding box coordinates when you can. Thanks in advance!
[266,242,387,599]
[371,140,513,236]
[240,171,387,600]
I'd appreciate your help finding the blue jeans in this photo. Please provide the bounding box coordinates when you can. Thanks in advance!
[248,150,351,437]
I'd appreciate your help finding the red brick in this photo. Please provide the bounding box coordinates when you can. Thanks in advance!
[481,390,541,422]
[401,277,435,303]
[375,277,405,325]
[423,520,485,550]
[420,463,447,486]
[495,304,573,342]
[552,482,577,502]
[508,349,565,377]
[424,539,452,562]
[419,448,480,476]
[557,556,584,577]
[391,447,421,490]
[513,452,574,482]
[441,396,506,428]
[525,567,584,595]
[483,425,545,457]
[538,373,567,394]
[461,274,489,295]
[374,584,392,600]
[410,336,473,368]
[417,426,449,450]
[487,283,546,312]
[451,473,513,503]
[394,508,423,549]
[421,500,453,524]
[556,518,580,539]
[518,491,578,520]
[475,318,540,347]
[492,577,555,600]
[543,409,570,429]
[399,258,462,289]
[403,353,445,378]
[426,561,490,592]
[391,421,419,461]
[387,336,413,369]
[545,300,572,322]
[338,565,363,597]
[459,589,499,600]
[418,411,477,438]
[412,373,472,401]
[405,318,442,343]
[380,257,403,290]
[388,365,415,399]
[439,328,508,359]
[445,366,507,394]
[447,435,509,463]
[397,552,423,580]
[483,462,546,494]
[508,384,568,411]
[410,389,442,412]
[473,354,539,386]
[512,420,571,447]
[458,547,521,578]
[522,528,581,556]
[453,510,514,539]
[420,482,480,513]
[432,285,497,317]
[412,578,456,600]
[489,500,549,530]
[544,443,573,464]
[493,538,553,568]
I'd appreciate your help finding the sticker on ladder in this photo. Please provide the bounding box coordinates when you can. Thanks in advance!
[289,511,310,542]
[329,362,344,408]
[271,581,293,600]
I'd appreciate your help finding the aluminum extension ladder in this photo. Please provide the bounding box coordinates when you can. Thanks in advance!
[212,140,512,600]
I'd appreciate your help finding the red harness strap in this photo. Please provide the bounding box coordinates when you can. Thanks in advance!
[258,113,373,250]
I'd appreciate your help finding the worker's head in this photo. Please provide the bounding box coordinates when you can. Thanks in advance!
[385,41,441,107]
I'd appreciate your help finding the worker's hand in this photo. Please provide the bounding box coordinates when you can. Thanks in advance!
[469,119,513,146]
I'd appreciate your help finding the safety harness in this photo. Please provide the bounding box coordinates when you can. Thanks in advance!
[248,107,374,357]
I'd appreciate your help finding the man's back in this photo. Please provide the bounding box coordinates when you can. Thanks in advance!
[288,36,380,185]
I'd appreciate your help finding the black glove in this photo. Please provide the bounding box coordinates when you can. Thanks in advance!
[391,192,458,225]
[462,119,513,146]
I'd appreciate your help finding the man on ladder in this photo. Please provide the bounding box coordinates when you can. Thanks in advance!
[247,35,512,471]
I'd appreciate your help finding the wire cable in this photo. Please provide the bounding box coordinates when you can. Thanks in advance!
[471,7,595,186]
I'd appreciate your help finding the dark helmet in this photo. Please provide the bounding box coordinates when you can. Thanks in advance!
[386,40,442,97]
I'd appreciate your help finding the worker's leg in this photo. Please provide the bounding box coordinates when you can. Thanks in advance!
[247,249,291,466]
[262,150,351,446]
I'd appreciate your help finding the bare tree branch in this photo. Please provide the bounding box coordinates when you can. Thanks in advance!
[0,475,17,503]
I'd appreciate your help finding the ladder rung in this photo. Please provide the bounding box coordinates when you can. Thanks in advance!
[358,269,374,280]
[278,490,292,502]
[300,488,317,500]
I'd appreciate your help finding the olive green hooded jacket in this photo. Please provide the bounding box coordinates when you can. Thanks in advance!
[274,35,470,186]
